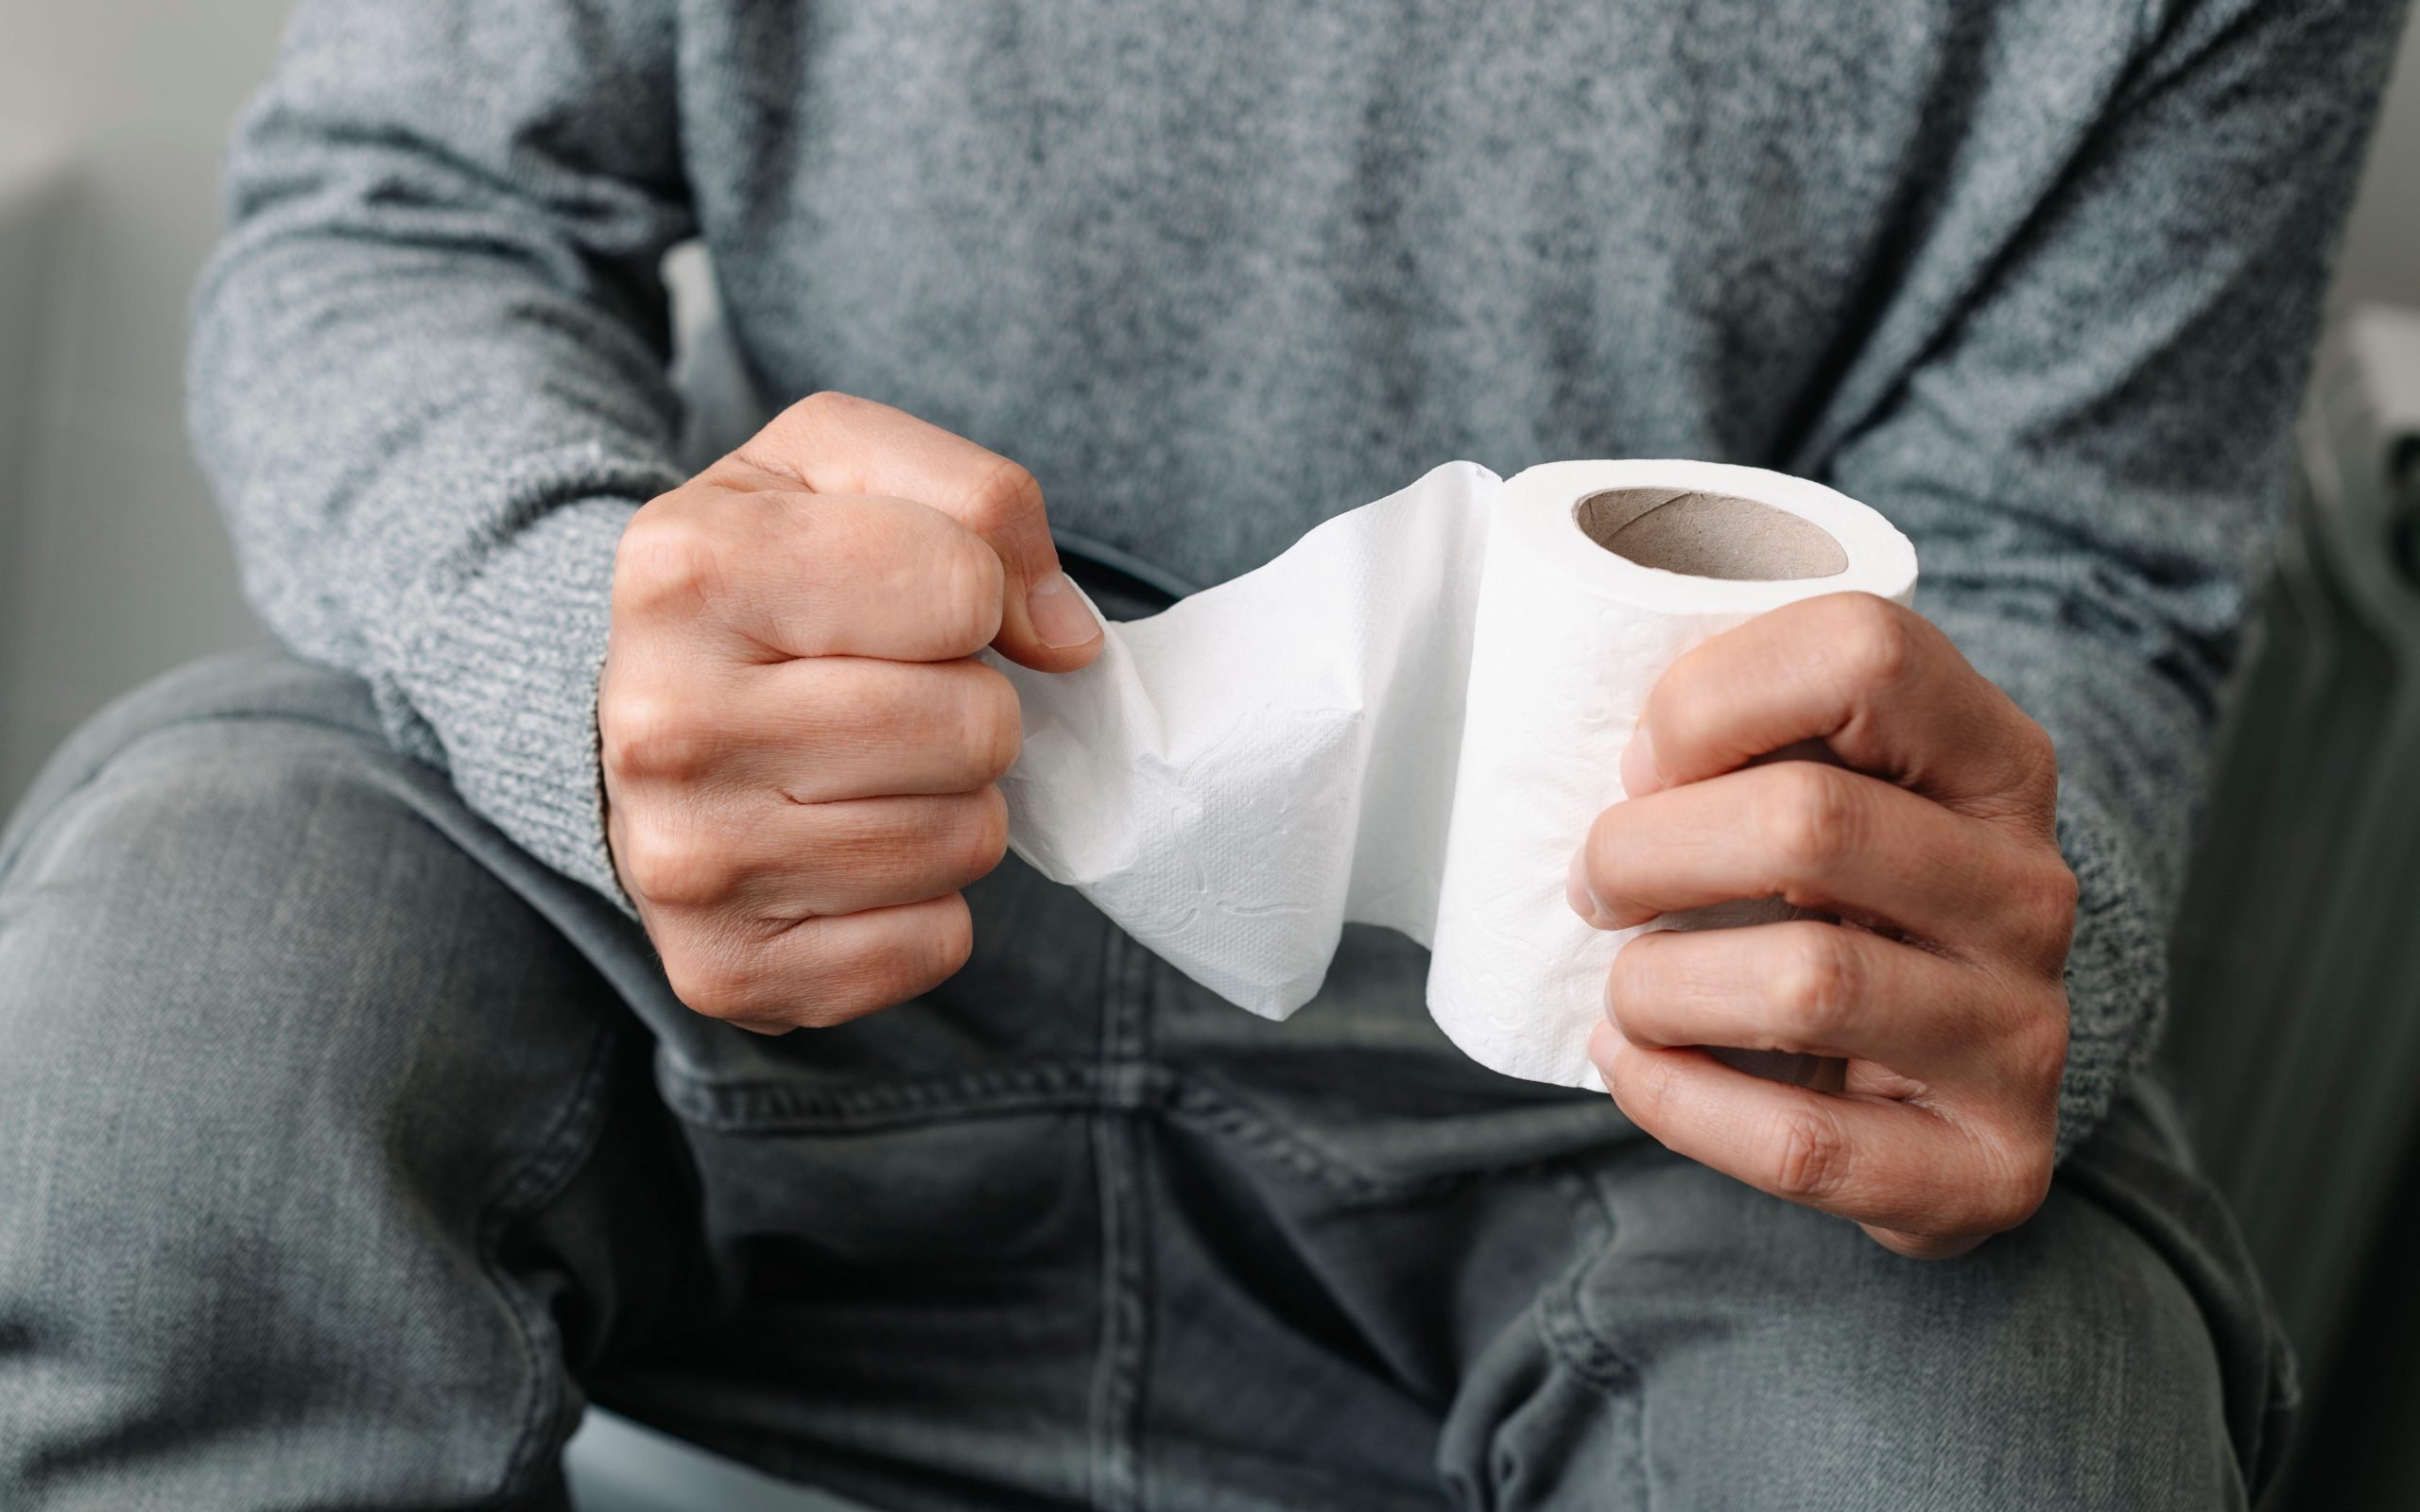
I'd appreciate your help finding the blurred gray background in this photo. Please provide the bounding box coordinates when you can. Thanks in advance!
[1,0,2417,810]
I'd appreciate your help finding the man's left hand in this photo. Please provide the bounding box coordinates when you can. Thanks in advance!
[1568,593,2075,1259]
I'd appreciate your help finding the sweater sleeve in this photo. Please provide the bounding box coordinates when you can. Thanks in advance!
[1821,0,2408,1159]
[188,0,695,902]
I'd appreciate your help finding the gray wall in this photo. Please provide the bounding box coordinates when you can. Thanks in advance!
[1,0,2416,811]
[0,0,288,804]
[2342,12,2420,314]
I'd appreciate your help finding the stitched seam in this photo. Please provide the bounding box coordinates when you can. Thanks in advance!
[1160,1073,1637,1205]
[1534,1281,1651,1512]
[1535,1270,1635,1396]
[1112,1118,1152,1512]
[655,1057,1118,1131]
[1088,1114,1150,1512]
[1158,1079,1396,1200]
[1530,1170,1651,1512]
[1112,937,1154,1512]
[1534,1166,1630,1389]
[658,1054,1632,1209]
[1087,929,1153,1512]
[477,1021,625,1502]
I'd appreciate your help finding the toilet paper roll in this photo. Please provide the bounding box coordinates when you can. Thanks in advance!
[995,459,1917,1089]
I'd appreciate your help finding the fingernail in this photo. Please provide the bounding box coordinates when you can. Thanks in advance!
[1588,1020,1621,1079]
[1565,847,1612,928]
[1027,571,1100,649]
[1619,722,1661,797]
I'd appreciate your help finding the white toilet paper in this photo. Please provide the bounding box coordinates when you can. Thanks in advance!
[995,459,1917,1088]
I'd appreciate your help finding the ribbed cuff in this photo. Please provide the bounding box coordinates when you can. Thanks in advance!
[391,485,671,913]
[2050,784,2168,1163]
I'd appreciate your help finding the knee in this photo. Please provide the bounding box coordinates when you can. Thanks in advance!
[1771,1194,2239,1503]
[0,730,403,1314]
[3,716,447,1058]
[0,709,603,1209]
[1923,1190,2245,1502]
[0,693,624,1500]
[1458,1161,2247,1511]
[1739,1193,2241,1503]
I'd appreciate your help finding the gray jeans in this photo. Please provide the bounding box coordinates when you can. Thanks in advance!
[0,651,2291,1510]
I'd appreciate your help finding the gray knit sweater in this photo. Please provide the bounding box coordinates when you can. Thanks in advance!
[190,0,2404,1157]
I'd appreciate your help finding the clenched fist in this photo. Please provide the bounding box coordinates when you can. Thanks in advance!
[600,392,1102,1031]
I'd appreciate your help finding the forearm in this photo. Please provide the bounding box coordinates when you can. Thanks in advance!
[187,0,691,897]
[1817,0,2405,1156]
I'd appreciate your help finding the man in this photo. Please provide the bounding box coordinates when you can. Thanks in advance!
[0,0,2402,1505]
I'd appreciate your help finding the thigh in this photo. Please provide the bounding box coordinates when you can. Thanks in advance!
[1437,1082,2290,1512]
[0,652,691,1509]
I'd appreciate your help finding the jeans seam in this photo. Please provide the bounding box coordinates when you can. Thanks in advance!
[654,1057,1117,1130]
[1088,1113,1151,1512]
[1530,1170,1651,1510]
[478,1020,626,1503]
[1158,1077,1401,1199]
[1090,929,1155,1512]
[1535,1274,1635,1396]
[1160,1072,1625,1206]
[655,1053,1599,1205]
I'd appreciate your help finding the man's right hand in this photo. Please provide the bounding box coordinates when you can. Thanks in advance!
[600,392,1103,1032]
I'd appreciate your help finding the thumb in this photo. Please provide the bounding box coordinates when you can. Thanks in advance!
[944,460,1105,675]
[737,392,1102,672]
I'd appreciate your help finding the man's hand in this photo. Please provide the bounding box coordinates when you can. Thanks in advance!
[1568,593,2074,1259]
[600,392,1103,1032]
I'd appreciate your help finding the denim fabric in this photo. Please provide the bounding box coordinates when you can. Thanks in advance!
[0,651,2290,1510]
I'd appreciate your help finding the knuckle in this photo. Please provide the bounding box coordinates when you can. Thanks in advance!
[1975,1138,2055,1233]
[2018,718,2061,787]
[783,937,879,1028]
[1604,931,1657,1021]
[1993,714,2064,826]
[1825,593,1915,691]
[800,903,975,1026]
[959,787,1012,881]
[2041,853,2082,923]
[747,390,865,476]
[959,456,1046,540]
[1761,763,1858,875]
[2009,1000,2072,1097]
[786,388,858,429]
[1772,925,1858,1044]
[1644,662,1711,772]
[1580,803,1632,904]
[613,505,720,613]
[1771,1104,1853,1202]
[935,528,1008,653]
[930,898,977,980]
[1603,1034,1658,1113]
[2015,851,2082,961]
[598,686,711,781]
[663,942,757,1022]
[962,665,1025,781]
[617,826,731,908]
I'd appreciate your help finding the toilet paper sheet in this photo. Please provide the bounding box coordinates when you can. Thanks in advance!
[994,459,1918,1088]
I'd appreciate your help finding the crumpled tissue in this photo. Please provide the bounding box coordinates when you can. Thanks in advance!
[994,459,1917,1089]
